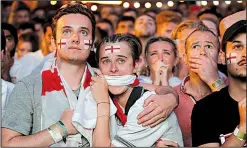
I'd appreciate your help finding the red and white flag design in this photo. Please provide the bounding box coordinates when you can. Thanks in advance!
[105,45,120,54]
[57,39,67,50]
[84,40,93,50]
[226,53,237,64]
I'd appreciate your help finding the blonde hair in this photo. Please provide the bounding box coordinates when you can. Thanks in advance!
[171,20,205,40]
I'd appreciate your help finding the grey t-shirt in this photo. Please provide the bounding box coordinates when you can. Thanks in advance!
[2,74,43,135]
[2,73,90,146]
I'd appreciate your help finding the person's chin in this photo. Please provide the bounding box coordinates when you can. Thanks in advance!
[109,86,127,95]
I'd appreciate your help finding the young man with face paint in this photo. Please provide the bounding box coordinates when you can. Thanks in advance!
[173,24,228,147]
[2,3,179,147]
[191,20,246,147]
[90,34,183,147]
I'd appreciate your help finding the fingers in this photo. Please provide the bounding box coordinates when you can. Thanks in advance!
[137,104,155,123]
[190,68,199,74]
[93,68,103,77]
[189,58,203,65]
[141,111,162,127]
[138,105,163,126]
[189,62,201,69]
[143,95,155,107]
[149,116,165,128]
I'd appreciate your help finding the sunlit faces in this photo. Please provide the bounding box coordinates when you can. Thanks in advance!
[17,41,32,60]
[99,42,138,95]
[185,31,219,65]
[226,33,246,80]
[55,13,93,62]
[146,41,178,73]
[134,15,156,37]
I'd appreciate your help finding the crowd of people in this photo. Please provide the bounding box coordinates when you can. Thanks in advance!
[1,1,246,147]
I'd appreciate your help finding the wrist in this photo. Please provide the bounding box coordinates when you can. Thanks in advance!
[208,78,225,92]
[234,126,246,141]
[239,124,246,133]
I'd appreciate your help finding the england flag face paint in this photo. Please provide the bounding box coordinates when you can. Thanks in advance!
[104,45,121,54]
[57,39,68,50]
[226,52,237,64]
[84,40,93,50]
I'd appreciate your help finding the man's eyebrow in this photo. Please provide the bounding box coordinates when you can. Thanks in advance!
[205,41,214,45]
[62,26,89,31]
[232,40,242,44]
[191,41,200,45]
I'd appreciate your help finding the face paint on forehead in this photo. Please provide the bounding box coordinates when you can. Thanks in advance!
[84,40,93,51]
[226,52,237,65]
[104,45,120,54]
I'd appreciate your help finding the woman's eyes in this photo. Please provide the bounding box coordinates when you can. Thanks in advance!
[150,52,157,56]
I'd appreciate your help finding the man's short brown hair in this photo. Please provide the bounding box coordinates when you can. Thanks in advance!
[51,2,96,42]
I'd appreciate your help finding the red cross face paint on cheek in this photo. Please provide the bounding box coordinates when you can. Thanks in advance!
[104,45,121,54]
[226,52,237,64]
[84,40,93,51]
[57,39,68,50]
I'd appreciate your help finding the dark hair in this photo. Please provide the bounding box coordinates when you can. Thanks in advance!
[43,22,52,34]
[98,18,114,30]
[145,36,178,58]
[52,2,96,42]
[124,8,138,15]
[144,9,160,15]
[116,16,135,28]
[185,25,220,53]
[197,7,222,20]
[32,17,46,26]
[32,7,46,18]
[16,5,30,13]
[96,34,142,64]
[2,29,6,51]
[18,22,35,32]
[2,23,18,57]
[18,33,39,52]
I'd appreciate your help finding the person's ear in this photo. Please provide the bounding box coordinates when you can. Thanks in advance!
[133,58,140,73]
[183,53,188,65]
[51,36,56,50]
